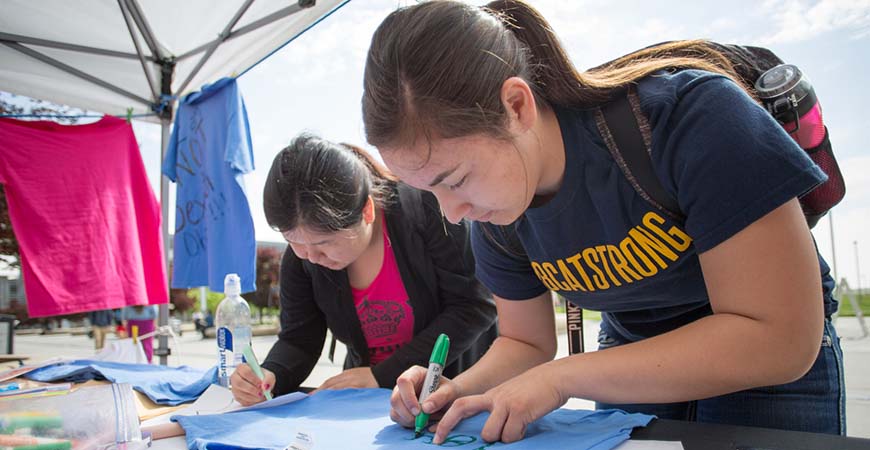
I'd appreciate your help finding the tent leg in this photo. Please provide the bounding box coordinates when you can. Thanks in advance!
[157,118,171,365]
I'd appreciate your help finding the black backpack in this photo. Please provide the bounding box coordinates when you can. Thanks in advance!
[597,42,846,228]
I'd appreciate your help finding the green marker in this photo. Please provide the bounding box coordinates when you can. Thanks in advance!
[0,413,63,433]
[414,333,450,438]
[242,343,273,401]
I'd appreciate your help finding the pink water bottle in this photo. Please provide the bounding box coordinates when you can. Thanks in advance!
[755,64,825,149]
[755,64,845,226]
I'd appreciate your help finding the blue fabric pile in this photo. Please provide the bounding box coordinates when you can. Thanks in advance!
[25,360,217,405]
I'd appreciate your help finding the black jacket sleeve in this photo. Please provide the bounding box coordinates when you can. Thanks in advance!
[371,191,497,387]
[261,249,327,395]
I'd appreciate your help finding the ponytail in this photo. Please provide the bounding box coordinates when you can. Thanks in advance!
[486,0,748,103]
[483,0,604,105]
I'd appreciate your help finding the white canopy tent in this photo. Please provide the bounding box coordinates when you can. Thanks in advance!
[0,0,349,364]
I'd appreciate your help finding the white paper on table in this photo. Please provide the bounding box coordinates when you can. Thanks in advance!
[93,338,148,364]
[236,390,308,412]
[615,440,684,450]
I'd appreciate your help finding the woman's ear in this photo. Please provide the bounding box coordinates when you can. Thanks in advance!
[501,77,538,134]
[362,195,376,225]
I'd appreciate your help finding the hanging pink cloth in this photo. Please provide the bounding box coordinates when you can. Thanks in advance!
[0,116,168,317]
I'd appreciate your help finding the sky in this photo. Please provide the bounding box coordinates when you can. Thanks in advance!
[23,0,870,289]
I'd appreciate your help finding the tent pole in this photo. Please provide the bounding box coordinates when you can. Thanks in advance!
[155,56,175,366]
[0,32,150,60]
[117,0,159,101]
[158,118,171,365]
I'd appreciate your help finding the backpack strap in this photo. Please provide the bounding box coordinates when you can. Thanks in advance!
[595,87,686,223]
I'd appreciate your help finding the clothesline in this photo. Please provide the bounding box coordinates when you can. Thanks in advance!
[0,112,156,120]
[0,93,177,121]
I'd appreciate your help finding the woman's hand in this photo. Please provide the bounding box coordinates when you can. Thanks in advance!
[230,364,275,406]
[315,367,378,391]
[432,363,566,445]
[389,365,462,428]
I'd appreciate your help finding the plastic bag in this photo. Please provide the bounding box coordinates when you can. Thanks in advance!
[0,383,146,450]
[93,339,148,365]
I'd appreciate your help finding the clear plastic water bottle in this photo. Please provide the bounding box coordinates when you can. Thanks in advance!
[215,273,252,388]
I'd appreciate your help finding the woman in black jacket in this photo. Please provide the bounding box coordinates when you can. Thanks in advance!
[230,133,498,405]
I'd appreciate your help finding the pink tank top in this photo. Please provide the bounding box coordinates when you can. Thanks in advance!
[351,221,414,365]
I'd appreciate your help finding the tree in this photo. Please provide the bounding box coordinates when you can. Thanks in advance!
[250,246,283,322]
[170,288,197,313]
[0,185,18,271]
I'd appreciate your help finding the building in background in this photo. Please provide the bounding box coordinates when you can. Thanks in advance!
[0,275,24,310]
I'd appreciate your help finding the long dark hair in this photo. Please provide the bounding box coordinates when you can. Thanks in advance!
[362,0,745,149]
[263,133,396,233]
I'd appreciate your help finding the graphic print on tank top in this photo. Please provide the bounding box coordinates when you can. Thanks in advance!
[351,223,414,365]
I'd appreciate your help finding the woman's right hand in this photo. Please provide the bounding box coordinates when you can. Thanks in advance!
[390,365,462,428]
[230,364,276,406]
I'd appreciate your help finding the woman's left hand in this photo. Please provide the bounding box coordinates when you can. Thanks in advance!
[432,363,566,445]
[315,367,378,391]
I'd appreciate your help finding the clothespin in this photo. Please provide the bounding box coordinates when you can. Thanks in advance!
[132,325,139,345]
[125,107,133,123]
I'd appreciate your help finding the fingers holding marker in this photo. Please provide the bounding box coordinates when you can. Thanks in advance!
[394,365,428,417]
[390,385,416,426]
[421,380,457,415]
[260,369,276,395]
[230,365,264,406]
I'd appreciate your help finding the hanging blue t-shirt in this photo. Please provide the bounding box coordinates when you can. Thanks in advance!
[162,77,256,293]
[172,388,653,450]
[472,70,835,342]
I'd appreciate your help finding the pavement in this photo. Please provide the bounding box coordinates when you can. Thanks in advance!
[7,316,869,438]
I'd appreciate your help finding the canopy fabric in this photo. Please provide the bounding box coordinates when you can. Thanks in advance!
[0,0,347,122]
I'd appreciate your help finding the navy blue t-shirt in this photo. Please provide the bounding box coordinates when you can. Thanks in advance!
[472,70,836,342]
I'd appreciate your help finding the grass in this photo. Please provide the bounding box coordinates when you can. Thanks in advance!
[553,303,601,321]
[554,292,869,319]
[838,292,870,317]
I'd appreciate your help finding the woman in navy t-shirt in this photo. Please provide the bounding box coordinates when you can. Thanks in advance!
[363,0,844,443]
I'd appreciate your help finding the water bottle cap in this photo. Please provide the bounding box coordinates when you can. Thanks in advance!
[224,273,241,295]
[755,64,817,121]
[756,64,803,98]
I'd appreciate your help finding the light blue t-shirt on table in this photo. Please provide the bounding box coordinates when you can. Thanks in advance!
[162,77,256,293]
[172,388,653,450]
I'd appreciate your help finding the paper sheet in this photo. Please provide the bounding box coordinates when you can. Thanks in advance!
[147,384,308,422]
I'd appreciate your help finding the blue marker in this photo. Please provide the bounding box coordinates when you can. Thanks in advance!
[414,334,450,438]
[0,382,20,393]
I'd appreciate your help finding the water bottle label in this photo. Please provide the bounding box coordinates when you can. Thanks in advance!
[217,327,233,351]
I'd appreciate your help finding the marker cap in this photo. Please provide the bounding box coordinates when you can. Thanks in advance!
[429,334,450,364]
